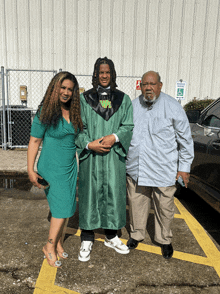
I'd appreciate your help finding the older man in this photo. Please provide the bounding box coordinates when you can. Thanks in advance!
[126,71,194,259]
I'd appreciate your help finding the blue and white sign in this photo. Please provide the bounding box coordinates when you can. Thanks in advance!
[175,81,186,100]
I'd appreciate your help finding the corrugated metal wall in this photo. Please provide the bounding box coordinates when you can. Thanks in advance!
[1,0,220,102]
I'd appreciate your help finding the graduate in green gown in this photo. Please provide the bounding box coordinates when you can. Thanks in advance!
[76,57,134,262]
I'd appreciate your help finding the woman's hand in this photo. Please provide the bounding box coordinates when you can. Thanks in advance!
[28,171,42,189]
[27,136,43,188]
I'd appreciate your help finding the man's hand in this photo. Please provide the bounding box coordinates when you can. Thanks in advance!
[88,137,111,153]
[100,134,116,147]
[176,171,190,188]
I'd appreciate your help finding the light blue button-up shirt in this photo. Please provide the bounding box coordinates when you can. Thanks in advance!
[126,92,194,187]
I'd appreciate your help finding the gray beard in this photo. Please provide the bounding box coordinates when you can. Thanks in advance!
[143,94,157,103]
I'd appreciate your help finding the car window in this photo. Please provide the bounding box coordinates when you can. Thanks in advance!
[201,101,220,122]
[202,115,220,128]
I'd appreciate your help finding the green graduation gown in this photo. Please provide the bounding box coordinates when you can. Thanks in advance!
[76,89,134,230]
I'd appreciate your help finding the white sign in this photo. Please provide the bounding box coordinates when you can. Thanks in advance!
[175,81,186,100]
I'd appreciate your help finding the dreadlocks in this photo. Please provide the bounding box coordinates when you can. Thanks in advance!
[36,71,83,132]
[92,57,117,90]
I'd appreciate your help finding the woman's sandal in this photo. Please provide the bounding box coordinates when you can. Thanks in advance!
[56,239,68,259]
[57,251,68,259]
[42,246,62,268]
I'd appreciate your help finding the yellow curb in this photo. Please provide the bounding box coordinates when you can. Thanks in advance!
[175,197,220,277]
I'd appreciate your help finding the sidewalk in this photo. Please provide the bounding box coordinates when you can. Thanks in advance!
[0,148,38,174]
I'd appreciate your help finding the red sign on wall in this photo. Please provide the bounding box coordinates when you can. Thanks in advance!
[136,80,141,90]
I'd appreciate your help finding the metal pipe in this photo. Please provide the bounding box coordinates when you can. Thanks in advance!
[1,66,7,150]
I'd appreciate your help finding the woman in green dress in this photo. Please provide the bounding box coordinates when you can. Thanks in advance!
[27,72,83,268]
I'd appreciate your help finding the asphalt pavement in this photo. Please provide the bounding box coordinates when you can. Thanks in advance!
[0,149,220,294]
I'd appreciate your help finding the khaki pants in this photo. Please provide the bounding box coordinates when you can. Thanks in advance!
[126,175,176,245]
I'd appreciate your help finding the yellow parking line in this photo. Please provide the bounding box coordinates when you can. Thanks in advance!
[175,198,220,277]
[127,241,213,266]
[34,258,80,294]
[34,230,81,293]
[173,213,185,219]
[34,260,57,293]
[75,229,81,236]
[34,201,220,293]
[96,237,213,266]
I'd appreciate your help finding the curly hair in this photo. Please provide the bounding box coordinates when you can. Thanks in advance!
[37,71,83,132]
[92,57,117,90]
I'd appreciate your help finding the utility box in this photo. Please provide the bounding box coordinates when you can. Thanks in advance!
[8,106,32,148]
[20,85,27,101]
[79,87,85,94]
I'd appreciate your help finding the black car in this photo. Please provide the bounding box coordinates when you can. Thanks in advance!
[186,98,220,213]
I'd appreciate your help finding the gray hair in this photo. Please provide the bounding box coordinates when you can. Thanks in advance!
[141,71,162,83]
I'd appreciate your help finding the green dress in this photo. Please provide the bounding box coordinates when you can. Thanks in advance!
[76,90,134,230]
[31,114,77,219]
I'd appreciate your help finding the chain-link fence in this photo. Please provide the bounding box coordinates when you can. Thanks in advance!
[1,68,141,149]
[5,69,57,148]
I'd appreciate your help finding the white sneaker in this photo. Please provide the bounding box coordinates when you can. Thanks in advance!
[104,236,130,254]
[78,241,93,262]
